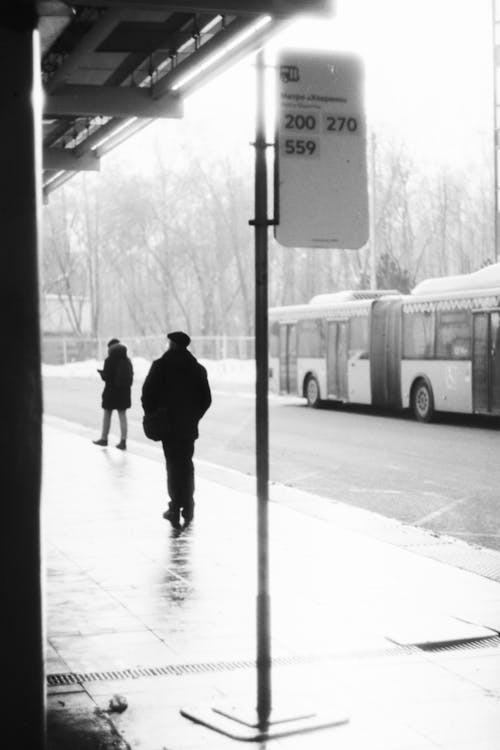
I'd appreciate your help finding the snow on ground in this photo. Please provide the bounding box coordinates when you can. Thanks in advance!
[42,357,255,385]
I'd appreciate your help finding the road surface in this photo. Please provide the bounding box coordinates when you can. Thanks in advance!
[43,375,500,552]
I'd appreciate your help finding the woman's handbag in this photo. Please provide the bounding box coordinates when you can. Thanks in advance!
[142,407,171,441]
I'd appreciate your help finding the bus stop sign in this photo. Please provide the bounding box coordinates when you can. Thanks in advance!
[275,51,368,249]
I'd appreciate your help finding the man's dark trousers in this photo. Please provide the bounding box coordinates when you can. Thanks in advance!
[162,439,195,521]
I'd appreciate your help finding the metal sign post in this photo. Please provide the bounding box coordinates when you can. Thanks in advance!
[253,48,272,730]
[181,50,349,741]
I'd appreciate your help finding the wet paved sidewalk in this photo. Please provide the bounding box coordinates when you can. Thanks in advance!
[44,419,500,749]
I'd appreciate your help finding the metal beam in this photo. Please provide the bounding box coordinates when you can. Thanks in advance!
[74,117,128,156]
[45,10,124,93]
[160,16,288,99]
[64,1,278,14]
[44,84,183,119]
[58,1,332,17]
[43,170,77,200]
[43,147,101,172]
[93,118,152,158]
[44,7,177,93]
[154,14,250,95]
[39,0,74,57]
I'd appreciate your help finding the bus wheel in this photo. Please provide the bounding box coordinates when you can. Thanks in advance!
[412,379,434,422]
[305,376,321,408]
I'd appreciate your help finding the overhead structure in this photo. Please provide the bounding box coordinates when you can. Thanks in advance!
[40,0,332,198]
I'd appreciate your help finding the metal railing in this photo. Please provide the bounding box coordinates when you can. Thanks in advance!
[41,334,255,364]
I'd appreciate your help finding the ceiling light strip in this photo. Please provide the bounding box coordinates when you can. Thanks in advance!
[170,15,272,91]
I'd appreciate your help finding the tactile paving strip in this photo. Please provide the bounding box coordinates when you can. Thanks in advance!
[323,503,500,583]
[408,542,500,582]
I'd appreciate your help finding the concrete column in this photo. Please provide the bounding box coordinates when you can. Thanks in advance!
[0,4,44,748]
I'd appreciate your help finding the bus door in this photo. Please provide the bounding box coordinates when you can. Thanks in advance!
[326,320,348,400]
[370,299,402,409]
[279,323,297,394]
[472,311,500,415]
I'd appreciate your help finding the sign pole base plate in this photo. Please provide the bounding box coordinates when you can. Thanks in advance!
[181,701,349,742]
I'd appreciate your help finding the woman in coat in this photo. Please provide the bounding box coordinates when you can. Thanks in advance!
[93,338,134,450]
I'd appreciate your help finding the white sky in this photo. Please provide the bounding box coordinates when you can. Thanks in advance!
[118,0,494,173]
[329,0,494,165]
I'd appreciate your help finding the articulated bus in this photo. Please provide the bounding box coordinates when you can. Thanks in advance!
[269,264,500,421]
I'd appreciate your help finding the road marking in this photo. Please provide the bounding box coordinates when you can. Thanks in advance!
[282,471,332,485]
[211,389,304,405]
[349,488,402,495]
[211,388,255,399]
[130,389,302,403]
[415,497,469,525]
[447,532,500,539]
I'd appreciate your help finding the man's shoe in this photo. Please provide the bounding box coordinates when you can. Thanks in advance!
[116,440,127,450]
[162,509,181,529]
[93,438,108,446]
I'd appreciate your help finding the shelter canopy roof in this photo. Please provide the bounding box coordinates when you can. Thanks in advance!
[39,0,332,197]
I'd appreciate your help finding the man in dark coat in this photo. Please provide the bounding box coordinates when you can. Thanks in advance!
[141,331,212,529]
[93,338,134,450]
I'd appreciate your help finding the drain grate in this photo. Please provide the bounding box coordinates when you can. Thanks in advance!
[47,659,256,687]
[45,644,418,688]
[421,635,500,653]
[47,636,500,688]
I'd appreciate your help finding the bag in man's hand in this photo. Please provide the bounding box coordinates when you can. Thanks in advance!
[142,407,171,441]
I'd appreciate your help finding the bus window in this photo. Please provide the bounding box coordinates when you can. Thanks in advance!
[436,310,471,359]
[403,310,435,358]
[349,315,369,359]
[270,321,280,358]
[297,319,324,357]
[492,312,500,414]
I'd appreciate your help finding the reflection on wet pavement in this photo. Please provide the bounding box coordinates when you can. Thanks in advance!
[44,423,500,750]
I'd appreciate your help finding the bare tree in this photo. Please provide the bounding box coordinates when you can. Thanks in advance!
[43,188,88,335]
[42,120,495,342]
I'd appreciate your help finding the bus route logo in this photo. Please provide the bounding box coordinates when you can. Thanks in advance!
[280,65,300,83]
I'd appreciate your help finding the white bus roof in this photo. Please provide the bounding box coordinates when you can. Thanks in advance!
[309,290,399,305]
[269,296,387,321]
[269,266,500,321]
[269,289,400,319]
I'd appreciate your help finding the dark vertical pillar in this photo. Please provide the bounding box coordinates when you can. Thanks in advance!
[0,4,44,749]
[254,49,272,728]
